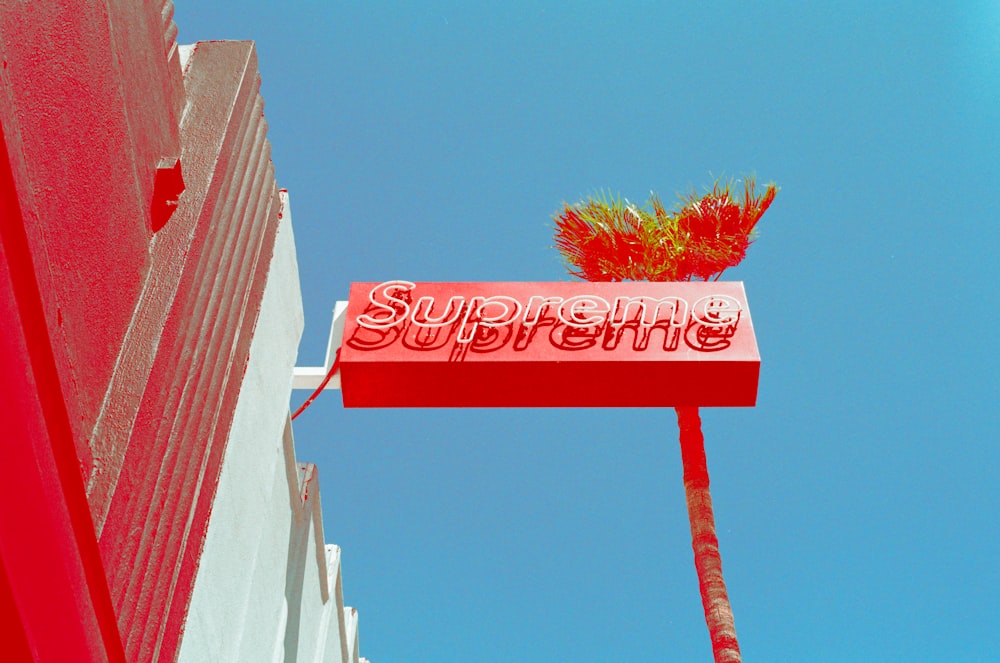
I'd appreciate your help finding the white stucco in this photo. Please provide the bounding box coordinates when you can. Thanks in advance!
[178,192,365,663]
[292,300,348,391]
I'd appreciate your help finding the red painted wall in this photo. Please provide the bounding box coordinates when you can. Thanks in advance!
[1,107,127,663]
[1,2,282,660]
[0,1,183,463]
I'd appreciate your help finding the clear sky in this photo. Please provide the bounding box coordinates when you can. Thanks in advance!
[176,3,999,661]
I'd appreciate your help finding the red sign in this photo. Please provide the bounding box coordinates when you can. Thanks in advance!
[339,281,760,407]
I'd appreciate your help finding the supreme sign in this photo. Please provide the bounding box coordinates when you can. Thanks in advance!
[339,281,760,407]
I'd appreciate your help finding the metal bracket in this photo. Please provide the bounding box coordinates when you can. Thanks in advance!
[292,301,348,390]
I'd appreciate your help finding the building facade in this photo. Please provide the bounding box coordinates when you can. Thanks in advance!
[0,2,364,660]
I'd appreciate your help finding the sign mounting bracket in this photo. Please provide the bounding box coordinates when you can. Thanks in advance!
[292,301,348,391]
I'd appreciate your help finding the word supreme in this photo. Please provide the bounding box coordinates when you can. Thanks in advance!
[353,280,742,351]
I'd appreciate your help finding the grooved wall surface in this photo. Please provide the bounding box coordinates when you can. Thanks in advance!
[0,0,184,469]
[1,2,367,660]
[96,40,282,663]
[177,195,360,663]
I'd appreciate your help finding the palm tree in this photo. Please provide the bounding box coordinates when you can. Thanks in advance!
[553,178,777,663]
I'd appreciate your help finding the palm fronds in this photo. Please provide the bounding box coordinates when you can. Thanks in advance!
[553,177,777,282]
[551,175,776,663]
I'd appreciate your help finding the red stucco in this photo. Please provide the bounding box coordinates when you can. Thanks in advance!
[1,2,282,660]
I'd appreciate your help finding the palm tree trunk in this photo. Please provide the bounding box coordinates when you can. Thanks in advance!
[675,406,741,663]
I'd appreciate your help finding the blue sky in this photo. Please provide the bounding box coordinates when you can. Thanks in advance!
[177,3,1000,661]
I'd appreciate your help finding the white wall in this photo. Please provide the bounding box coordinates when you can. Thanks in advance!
[178,192,365,663]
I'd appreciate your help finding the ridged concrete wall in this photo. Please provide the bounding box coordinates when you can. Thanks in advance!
[178,194,365,663]
[96,39,285,661]
[0,1,367,660]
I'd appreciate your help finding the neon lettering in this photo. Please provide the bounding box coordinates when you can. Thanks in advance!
[522,296,564,326]
[691,294,741,328]
[411,295,464,328]
[610,296,687,328]
[457,296,523,343]
[352,281,744,353]
[356,280,414,329]
[558,295,611,328]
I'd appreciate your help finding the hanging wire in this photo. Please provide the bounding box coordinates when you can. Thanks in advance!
[291,348,342,420]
